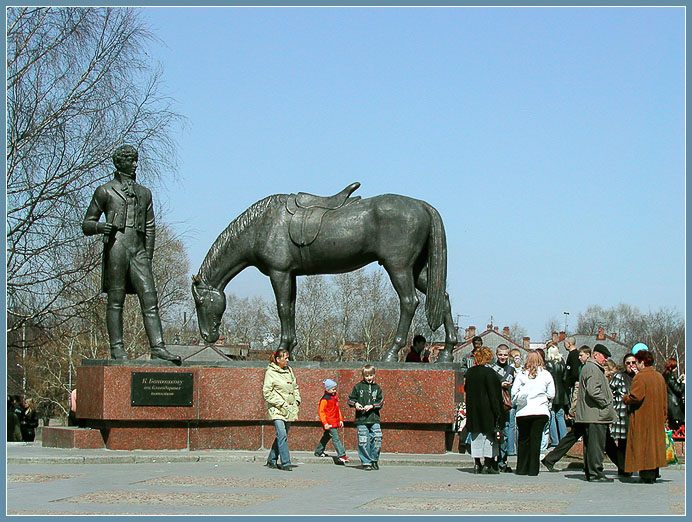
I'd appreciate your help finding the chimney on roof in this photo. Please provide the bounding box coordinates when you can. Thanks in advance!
[552,332,559,343]
[559,331,565,342]
[503,326,510,337]
[523,337,530,351]
[610,332,617,340]
[494,326,498,332]
[466,326,476,340]
[487,324,492,331]
[597,327,605,340]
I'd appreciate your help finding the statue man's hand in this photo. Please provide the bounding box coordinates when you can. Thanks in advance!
[97,222,114,235]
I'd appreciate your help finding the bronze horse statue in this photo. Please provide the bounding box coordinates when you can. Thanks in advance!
[192,183,458,362]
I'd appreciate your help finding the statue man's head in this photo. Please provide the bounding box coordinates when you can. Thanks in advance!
[112,145,138,177]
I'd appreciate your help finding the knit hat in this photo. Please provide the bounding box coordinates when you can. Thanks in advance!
[593,344,611,358]
[631,342,649,354]
[323,378,337,391]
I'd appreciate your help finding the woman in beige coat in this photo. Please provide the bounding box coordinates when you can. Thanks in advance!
[622,349,668,483]
[262,349,301,471]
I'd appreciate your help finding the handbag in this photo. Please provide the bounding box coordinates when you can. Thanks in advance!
[501,388,512,411]
[665,429,678,464]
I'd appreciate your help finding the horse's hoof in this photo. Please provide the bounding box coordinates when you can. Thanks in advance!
[381,350,398,362]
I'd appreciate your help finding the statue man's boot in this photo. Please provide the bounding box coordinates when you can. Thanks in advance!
[106,290,128,360]
[141,292,182,364]
[381,347,400,362]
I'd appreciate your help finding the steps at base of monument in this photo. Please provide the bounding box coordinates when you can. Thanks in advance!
[42,426,105,449]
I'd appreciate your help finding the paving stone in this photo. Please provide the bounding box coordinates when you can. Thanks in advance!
[135,475,323,489]
[669,484,685,496]
[400,481,582,494]
[8,509,169,515]
[56,490,278,507]
[670,501,685,515]
[360,497,570,513]
[7,473,83,483]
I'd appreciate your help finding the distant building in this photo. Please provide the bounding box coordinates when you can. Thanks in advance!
[552,328,631,365]
[452,324,530,364]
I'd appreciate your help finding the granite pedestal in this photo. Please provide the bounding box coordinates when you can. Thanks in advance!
[42,360,464,454]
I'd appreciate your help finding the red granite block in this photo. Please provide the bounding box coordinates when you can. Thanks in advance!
[77,366,200,421]
[41,427,105,449]
[189,425,263,450]
[341,424,447,454]
[103,426,188,450]
[197,368,267,420]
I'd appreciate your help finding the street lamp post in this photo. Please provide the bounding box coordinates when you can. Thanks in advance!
[563,311,569,335]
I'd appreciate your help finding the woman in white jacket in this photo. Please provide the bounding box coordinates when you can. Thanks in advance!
[511,350,555,476]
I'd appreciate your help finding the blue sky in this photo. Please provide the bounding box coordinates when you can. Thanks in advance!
[141,6,684,339]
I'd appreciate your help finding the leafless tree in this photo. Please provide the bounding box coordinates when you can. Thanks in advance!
[507,322,528,346]
[543,317,562,342]
[7,7,182,336]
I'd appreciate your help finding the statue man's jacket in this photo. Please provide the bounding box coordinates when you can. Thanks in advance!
[82,174,156,293]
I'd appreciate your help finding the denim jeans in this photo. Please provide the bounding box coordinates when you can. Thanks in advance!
[507,407,517,455]
[356,423,382,465]
[267,419,292,466]
[498,418,510,466]
[549,407,568,446]
[315,427,346,457]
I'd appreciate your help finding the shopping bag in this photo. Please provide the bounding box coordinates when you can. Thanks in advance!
[665,429,678,465]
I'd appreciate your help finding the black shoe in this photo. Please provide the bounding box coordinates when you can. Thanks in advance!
[362,465,373,471]
[637,477,655,484]
[541,458,557,472]
[473,463,483,474]
[276,464,293,471]
[617,470,632,477]
[372,461,379,470]
[314,451,328,457]
[265,461,278,469]
[482,465,500,475]
[589,476,614,483]
[110,346,128,360]
[500,465,513,473]
[150,346,182,364]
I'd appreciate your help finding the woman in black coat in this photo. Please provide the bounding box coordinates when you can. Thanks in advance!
[464,346,503,474]
[545,345,569,445]
[20,398,39,442]
[663,359,685,429]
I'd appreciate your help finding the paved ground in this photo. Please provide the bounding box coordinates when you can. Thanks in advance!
[5,443,686,516]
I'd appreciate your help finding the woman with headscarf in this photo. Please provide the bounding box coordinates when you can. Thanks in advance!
[622,349,668,483]
[262,349,301,471]
[511,350,555,476]
[464,346,503,474]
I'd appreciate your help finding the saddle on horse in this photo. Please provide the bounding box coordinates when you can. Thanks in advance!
[286,182,361,249]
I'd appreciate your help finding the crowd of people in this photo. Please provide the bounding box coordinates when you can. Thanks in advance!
[6,395,38,442]
[460,337,683,483]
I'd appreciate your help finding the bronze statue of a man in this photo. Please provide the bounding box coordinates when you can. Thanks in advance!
[82,145,181,363]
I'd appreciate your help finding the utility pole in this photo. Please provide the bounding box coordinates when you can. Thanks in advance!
[563,311,569,335]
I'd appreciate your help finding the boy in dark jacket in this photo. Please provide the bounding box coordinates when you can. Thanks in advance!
[347,364,384,470]
[314,378,349,464]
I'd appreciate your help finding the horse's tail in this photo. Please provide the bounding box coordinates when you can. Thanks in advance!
[424,202,447,331]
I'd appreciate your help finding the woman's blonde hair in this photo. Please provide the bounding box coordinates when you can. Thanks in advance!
[473,346,494,366]
[523,350,545,378]
[547,345,563,362]
[510,348,522,367]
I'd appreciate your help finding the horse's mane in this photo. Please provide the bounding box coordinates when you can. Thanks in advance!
[198,194,283,281]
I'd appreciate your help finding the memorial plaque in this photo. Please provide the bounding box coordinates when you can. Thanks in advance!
[131,372,193,406]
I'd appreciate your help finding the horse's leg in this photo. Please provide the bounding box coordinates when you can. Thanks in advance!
[269,270,297,359]
[381,266,418,362]
[287,275,298,356]
[414,267,458,363]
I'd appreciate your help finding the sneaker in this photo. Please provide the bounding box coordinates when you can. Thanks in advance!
[500,465,512,473]
[314,451,328,457]
[265,461,278,469]
[362,464,373,471]
[338,455,350,464]
[371,461,379,470]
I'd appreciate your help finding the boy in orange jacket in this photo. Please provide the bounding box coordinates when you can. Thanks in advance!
[314,378,349,464]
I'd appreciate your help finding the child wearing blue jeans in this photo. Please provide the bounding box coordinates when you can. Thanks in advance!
[347,364,384,470]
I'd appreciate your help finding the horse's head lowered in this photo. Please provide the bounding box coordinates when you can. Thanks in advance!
[191,275,226,344]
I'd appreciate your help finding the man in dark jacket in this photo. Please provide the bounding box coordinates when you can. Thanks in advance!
[82,145,180,363]
[489,344,515,472]
[575,343,617,482]
[405,335,430,363]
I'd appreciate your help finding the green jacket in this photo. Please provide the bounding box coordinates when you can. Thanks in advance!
[262,362,301,421]
[575,359,617,424]
[347,380,384,425]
